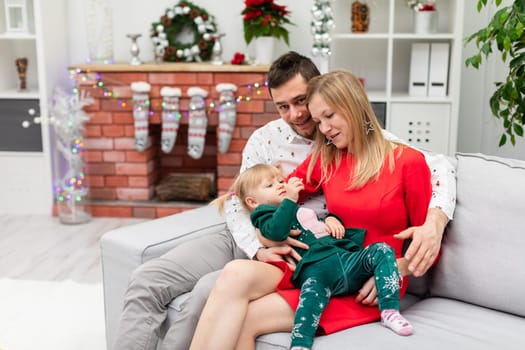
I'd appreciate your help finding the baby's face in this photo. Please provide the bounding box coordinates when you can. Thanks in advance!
[251,175,288,207]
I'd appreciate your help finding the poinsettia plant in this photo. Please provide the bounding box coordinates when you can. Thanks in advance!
[406,1,436,11]
[242,0,293,45]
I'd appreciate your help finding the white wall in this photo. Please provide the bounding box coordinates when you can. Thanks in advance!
[65,0,525,160]
[67,0,316,66]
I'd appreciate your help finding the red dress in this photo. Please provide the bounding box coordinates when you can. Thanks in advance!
[275,146,431,335]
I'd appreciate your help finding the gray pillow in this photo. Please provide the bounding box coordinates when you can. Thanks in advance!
[430,153,525,317]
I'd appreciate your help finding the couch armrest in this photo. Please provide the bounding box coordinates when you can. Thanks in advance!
[100,205,226,348]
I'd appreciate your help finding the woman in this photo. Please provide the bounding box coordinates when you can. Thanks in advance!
[189,70,432,350]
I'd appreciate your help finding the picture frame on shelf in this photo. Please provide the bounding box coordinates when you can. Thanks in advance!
[4,0,29,33]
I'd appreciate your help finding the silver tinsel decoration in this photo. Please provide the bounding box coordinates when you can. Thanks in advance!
[311,0,335,57]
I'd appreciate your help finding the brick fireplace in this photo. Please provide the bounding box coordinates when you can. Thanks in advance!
[69,62,277,218]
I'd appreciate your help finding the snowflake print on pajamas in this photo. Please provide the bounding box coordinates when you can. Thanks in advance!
[291,323,304,339]
[382,270,400,295]
[376,242,392,254]
[311,313,321,328]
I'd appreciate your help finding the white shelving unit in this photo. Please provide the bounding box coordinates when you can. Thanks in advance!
[0,0,68,214]
[328,0,464,155]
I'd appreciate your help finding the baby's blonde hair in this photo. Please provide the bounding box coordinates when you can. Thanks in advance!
[211,164,282,213]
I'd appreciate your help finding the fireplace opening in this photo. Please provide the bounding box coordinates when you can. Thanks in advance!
[152,123,218,203]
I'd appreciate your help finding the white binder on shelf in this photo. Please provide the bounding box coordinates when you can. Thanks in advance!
[408,43,430,97]
[428,42,450,97]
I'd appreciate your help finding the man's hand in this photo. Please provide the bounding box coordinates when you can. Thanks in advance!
[394,208,448,277]
[255,229,308,270]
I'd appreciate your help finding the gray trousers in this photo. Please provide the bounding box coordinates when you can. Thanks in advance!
[112,229,247,350]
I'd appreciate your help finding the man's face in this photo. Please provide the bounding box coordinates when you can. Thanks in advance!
[270,74,317,140]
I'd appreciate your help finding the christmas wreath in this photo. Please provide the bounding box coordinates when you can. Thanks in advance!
[151,1,218,62]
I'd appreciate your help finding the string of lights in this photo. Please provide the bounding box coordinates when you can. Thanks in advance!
[68,68,269,118]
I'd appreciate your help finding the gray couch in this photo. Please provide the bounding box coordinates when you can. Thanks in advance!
[101,153,525,349]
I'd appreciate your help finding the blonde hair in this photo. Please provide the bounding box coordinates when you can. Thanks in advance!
[305,70,395,189]
[211,164,282,213]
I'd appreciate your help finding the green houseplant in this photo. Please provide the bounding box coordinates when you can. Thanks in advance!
[465,0,525,146]
[241,0,293,45]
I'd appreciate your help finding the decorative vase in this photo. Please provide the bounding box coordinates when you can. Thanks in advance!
[413,10,438,34]
[127,33,143,66]
[254,36,275,65]
[85,0,114,64]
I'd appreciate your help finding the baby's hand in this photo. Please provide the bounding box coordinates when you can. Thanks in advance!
[325,216,345,239]
[286,177,304,202]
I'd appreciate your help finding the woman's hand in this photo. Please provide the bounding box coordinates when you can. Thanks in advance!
[355,277,378,306]
[355,257,408,306]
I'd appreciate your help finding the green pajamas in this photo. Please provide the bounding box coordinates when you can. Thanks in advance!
[251,200,401,349]
[292,242,400,349]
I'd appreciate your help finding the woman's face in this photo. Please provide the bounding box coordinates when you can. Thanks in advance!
[308,93,350,149]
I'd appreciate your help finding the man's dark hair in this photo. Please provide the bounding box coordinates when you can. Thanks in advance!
[267,51,321,95]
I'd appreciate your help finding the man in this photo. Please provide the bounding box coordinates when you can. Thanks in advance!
[113,51,455,350]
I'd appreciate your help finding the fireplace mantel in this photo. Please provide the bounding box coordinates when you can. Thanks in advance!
[71,62,270,73]
[69,62,278,218]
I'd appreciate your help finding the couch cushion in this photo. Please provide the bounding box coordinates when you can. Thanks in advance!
[430,153,525,316]
[255,298,525,349]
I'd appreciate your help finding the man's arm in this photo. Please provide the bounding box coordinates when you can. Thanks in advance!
[397,151,455,276]
[394,207,448,276]
[383,130,456,276]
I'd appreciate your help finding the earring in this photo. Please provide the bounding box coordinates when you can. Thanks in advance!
[365,119,374,135]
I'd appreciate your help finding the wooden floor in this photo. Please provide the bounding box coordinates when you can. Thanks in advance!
[0,214,148,283]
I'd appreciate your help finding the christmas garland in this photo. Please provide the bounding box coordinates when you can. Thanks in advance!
[151,1,218,62]
[311,0,335,57]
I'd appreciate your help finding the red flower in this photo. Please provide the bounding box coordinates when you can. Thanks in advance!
[420,4,435,11]
[245,0,270,6]
[230,52,246,65]
[241,0,293,45]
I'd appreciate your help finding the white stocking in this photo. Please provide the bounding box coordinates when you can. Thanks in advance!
[187,87,208,159]
[216,83,238,154]
[130,81,151,152]
[160,87,182,153]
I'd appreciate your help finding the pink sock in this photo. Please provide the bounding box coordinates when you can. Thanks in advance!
[381,309,413,336]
